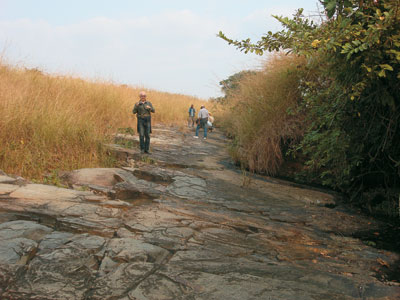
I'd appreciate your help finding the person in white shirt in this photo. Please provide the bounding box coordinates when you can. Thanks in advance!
[194,105,209,139]
[207,113,214,132]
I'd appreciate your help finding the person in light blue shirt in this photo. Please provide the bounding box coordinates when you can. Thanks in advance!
[188,104,196,127]
[194,105,209,139]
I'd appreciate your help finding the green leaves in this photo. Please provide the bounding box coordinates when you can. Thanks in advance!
[377,64,394,77]
[219,0,400,215]
[324,0,338,18]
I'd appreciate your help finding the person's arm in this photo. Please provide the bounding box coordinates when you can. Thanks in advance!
[146,102,155,113]
[132,103,138,114]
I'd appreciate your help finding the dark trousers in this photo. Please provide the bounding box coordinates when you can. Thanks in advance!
[137,117,151,151]
[195,118,208,137]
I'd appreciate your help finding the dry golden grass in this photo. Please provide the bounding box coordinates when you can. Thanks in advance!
[0,61,207,179]
[215,54,306,174]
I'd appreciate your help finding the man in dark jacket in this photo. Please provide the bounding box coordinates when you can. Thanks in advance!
[132,91,155,154]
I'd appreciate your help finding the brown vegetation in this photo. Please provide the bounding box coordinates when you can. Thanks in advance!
[214,54,306,174]
[0,61,206,179]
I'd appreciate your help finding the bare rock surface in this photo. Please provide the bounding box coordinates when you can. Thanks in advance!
[0,125,399,299]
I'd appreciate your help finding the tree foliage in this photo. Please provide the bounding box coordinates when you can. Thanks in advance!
[219,0,400,215]
[211,70,257,104]
[219,70,257,98]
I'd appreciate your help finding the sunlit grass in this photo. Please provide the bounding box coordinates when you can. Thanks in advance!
[214,54,306,175]
[0,61,207,179]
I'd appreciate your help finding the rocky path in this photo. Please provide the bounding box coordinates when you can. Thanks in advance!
[0,126,399,299]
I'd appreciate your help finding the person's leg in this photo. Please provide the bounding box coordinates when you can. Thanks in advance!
[188,117,191,127]
[144,119,151,152]
[195,124,200,136]
[138,118,145,152]
[204,122,208,138]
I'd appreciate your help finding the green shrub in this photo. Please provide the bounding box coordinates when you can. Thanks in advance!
[219,0,400,217]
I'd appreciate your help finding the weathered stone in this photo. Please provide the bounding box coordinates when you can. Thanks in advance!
[114,181,162,200]
[61,168,124,187]
[0,237,38,264]
[104,238,170,264]
[123,166,174,185]
[166,175,208,199]
[5,234,105,300]
[0,220,53,241]
[9,183,90,201]
[38,231,74,251]
[90,262,154,299]
[56,217,117,236]
[0,126,398,299]
[0,175,17,184]
[127,273,186,300]
[0,184,19,195]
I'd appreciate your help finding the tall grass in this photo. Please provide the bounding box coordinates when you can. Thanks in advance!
[0,61,206,179]
[215,54,306,175]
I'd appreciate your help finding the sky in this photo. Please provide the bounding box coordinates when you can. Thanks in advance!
[0,0,321,99]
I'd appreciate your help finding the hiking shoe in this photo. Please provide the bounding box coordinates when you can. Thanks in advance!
[140,149,144,154]
[193,136,199,138]
[144,150,151,154]
[203,137,207,140]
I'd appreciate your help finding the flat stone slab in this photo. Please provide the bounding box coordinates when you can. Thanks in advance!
[0,125,398,299]
[0,175,17,184]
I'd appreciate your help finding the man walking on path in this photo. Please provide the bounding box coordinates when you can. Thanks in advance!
[194,105,209,140]
[188,104,196,127]
[132,91,155,154]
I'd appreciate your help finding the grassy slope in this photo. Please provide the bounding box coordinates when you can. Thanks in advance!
[0,62,207,179]
[214,54,305,175]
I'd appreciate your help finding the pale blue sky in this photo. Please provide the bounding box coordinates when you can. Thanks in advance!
[0,0,321,98]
